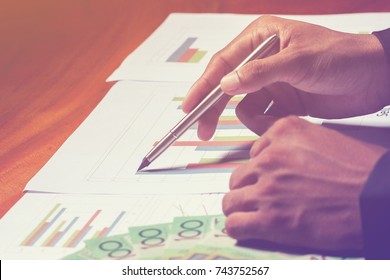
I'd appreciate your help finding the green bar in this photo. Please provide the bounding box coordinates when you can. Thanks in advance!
[219,116,239,121]
[43,221,65,246]
[173,97,185,101]
[21,203,61,245]
[231,95,244,101]
[213,136,258,141]
[199,158,219,164]
[64,230,80,247]
[189,50,207,63]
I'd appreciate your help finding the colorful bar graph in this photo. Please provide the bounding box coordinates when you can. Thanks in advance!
[167,37,207,63]
[65,210,101,248]
[21,204,65,246]
[45,217,79,247]
[21,204,127,248]
[94,211,126,238]
[178,48,198,62]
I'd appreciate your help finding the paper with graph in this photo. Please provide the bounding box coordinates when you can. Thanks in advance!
[0,193,224,259]
[25,81,258,194]
[107,13,390,83]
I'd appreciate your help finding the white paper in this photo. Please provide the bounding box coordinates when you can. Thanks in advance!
[25,81,258,194]
[0,193,223,259]
[107,13,390,83]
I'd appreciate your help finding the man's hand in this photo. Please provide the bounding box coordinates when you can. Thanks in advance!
[222,116,387,251]
[182,16,390,139]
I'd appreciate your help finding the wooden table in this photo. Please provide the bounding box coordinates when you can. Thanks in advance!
[1,0,390,217]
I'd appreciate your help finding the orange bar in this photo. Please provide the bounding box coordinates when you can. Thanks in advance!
[178,48,198,62]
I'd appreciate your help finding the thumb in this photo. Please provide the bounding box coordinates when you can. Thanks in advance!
[220,50,296,95]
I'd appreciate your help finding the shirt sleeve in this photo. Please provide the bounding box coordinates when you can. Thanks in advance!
[360,150,390,259]
[372,28,390,68]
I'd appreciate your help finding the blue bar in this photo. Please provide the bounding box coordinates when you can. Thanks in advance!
[30,207,66,246]
[195,145,251,152]
[72,226,92,248]
[53,217,79,247]
[105,211,126,237]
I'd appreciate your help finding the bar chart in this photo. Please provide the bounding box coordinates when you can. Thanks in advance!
[0,193,224,259]
[166,37,208,63]
[145,95,255,175]
[26,81,258,194]
[20,203,126,248]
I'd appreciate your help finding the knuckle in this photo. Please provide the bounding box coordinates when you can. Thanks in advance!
[224,215,240,238]
[209,51,233,72]
[222,193,233,215]
[269,115,301,135]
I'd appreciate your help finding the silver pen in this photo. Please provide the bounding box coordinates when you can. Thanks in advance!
[137,34,278,171]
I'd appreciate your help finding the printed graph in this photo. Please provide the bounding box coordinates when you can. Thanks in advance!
[85,82,258,185]
[146,96,255,175]
[0,193,224,259]
[21,203,125,248]
[166,37,207,63]
[26,82,258,194]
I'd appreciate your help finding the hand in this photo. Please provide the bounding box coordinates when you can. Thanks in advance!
[222,116,387,251]
[182,16,390,139]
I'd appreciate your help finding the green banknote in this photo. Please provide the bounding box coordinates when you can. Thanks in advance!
[128,223,170,260]
[162,215,214,259]
[83,233,137,260]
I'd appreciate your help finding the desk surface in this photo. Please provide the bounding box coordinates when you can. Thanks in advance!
[1,0,390,217]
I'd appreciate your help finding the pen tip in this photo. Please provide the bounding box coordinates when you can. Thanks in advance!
[137,158,150,172]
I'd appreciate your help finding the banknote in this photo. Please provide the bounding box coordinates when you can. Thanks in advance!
[62,214,359,260]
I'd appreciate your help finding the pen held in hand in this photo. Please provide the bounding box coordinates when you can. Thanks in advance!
[137,34,279,172]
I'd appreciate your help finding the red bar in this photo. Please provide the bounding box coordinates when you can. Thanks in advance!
[46,231,62,247]
[24,222,49,246]
[178,48,198,62]
[68,210,101,247]
[98,227,109,238]
[228,100,240,105]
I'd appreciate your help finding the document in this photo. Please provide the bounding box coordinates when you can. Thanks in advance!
[108,13,390,83]
[0,193,224,259]
[25,81,258,194]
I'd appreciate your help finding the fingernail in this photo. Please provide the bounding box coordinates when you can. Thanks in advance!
[221,72,240,93]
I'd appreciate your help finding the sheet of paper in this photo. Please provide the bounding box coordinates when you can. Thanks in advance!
[107,13,257,83]
[25,81,259,194]
[107,13,390,83]
[25,79,390,195]
[0,193,224,259]
[305,107,390,127]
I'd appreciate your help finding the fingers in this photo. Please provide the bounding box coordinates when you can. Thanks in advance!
[223,186,260,216]
[196,94,230,140]
[229,160,260,190]
[182,32,264,114]
[224,212,265,240]
[221,49,295,95]
[181,25,278,139]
